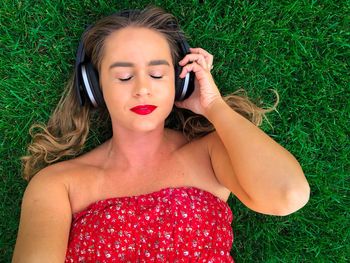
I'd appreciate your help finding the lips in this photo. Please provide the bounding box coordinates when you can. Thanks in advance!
[130,105,157,115]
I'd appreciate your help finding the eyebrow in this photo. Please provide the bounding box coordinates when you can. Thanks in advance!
[109,59,170,70]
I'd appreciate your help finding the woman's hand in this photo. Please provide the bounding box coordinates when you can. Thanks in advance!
[174,47,223,117]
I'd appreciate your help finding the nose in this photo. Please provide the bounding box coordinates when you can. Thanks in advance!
[133,75,152,97]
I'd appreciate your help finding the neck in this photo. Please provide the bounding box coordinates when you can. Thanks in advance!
[103,125,171,172]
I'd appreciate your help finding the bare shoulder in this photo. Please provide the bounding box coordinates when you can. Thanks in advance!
[31,159,83,191]
[41,140,107,178]
[25,158,97,208]
[179,130,232,202]
[21,161,74,214]
[183,129,218,154]
[12,162,75,262]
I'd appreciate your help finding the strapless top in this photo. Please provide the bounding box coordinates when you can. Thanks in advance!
[65,186,234,262]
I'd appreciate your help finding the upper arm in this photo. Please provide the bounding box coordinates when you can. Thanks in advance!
[206,131,253,207]
[207,131,310,216]
[12,167,72,263]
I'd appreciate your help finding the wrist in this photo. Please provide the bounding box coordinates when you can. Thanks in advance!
[204,97,228,121]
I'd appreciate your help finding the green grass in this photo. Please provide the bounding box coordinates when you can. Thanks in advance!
[1,0,349,262]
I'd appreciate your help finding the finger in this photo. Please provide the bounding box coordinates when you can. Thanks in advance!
[179,54,208,70]
[190,47,214,66]
[190,47,211,56]
[179,53,206,68]
[179,61,206,78]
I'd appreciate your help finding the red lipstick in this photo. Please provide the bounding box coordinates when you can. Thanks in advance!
[130,105,157,115]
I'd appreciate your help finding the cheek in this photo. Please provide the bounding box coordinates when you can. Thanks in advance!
[99,84,127,115]
[103,93,122,117]
[100,72,124,103]
[166,72,176,99]
[162,83,176,107]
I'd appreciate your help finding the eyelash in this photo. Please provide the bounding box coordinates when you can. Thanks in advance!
[119,75,163,82]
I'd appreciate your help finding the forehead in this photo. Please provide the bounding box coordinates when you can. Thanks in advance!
[102,27,172,66]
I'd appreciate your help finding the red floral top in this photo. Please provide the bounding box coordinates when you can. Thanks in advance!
[65,186,234,262]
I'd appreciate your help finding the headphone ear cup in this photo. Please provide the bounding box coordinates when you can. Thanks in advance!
[81,62,105,108]
[174,65,195,101]
[75,64,85,107]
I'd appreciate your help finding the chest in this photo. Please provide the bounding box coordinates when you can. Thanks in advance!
[68,137,230,216]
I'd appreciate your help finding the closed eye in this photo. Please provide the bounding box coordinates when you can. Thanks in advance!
[119,75,163,81]
[119,76,132,82]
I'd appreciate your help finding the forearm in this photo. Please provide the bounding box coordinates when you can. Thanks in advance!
[205,99,309,213]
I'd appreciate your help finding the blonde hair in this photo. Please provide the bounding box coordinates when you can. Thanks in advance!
[21,6,279,181]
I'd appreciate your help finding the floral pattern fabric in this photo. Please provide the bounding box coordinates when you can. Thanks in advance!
[65,186,234,262]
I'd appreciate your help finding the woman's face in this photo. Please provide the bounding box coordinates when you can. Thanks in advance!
[99,26,175,132]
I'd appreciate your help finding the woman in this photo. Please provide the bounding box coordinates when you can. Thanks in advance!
[12,6,310,262]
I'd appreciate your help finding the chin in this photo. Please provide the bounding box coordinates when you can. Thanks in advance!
[130,119,165,132]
